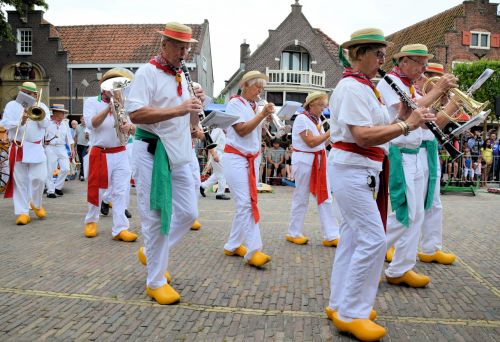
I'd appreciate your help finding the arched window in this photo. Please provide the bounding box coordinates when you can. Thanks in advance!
[280,45,310,71]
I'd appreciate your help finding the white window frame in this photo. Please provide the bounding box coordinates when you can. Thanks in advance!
[470,31,490,50]
[17,28,33,55]
[201,56,207,72]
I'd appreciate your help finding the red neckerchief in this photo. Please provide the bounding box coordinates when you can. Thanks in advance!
[149,55,183,96]
[230,95,256,112]
[303,111,321,133]
[342,67,383,104]
[389,66,416,99]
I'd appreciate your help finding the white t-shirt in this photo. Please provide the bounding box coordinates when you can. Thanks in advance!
[292,113,325,165]
[83,96,121,148]
[125,63,192,168]
[377,74,423,148]
[328,77,390,171]
[225,97,262,155]
[45,118,74,146]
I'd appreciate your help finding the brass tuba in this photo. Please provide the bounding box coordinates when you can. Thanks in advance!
[14,88,45,147]
[100,68,134,146]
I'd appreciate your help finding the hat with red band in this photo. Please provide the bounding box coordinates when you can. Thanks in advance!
[157,22,198,43]
[426,62,444,75]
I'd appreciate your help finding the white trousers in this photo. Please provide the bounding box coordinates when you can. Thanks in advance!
[134,140,198,289]
[385,152,425,278]
[12,161,47,215]
[420,150,443,254]
[45,145,70,193]
[201,160,227,195]
[190,148,201,191]
[328,163,386,319]
[222,153,263,260]
[84,150,131,237]
[287,161,339,240]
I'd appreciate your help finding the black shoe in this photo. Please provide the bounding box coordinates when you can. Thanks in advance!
[124,209,132,218]
[216,194,230,200]
[200,186,206,197]
[55,189,64,196]
[79,176,84,181]
[47,193,56,198]
[101,201,110,216]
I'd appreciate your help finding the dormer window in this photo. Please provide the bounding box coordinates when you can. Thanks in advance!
[17,28,33,55]
[281,45,310,71]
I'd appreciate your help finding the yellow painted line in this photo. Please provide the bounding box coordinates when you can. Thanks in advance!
[0,287,499,328]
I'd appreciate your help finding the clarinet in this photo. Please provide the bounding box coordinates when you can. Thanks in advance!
[378,69,462,160]
[179,59,217,150]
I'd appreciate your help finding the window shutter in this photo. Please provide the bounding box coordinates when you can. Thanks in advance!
[462,31,471,46]
[491,34,500,48]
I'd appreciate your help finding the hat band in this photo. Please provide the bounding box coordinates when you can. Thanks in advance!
[21,85,37,92]
[426,66,443,73]
[402,49,429,55]
[163,28,192,41]
[351,34,386,42]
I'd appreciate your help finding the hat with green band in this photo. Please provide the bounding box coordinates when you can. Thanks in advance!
[340,28,393,49]
[393,44,434,60]
[18,81,38,93]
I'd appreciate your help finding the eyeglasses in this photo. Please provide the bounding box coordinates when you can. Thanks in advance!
[371,50,386,60]
[166,39,192,52]
[406,56,428,68]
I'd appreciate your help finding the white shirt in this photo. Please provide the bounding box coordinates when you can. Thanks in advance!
[125,63,192,168]
[83,96,121,148]
[1,99,50,163]
[45,118,74,146]
[377,74,423,149]
[292,113,325,165]
[210,127,226,159]
[225,97,262,155]
[328,77,390,171]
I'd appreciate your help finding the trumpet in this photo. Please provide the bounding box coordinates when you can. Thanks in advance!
[180,60,217,150]
[258,98,290,139]
[14,88,45,147]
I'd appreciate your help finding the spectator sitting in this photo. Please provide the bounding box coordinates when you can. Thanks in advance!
[266,139,285,182]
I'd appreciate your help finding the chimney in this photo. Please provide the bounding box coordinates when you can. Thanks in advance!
[291,0,302,14]
[240,39,250,63]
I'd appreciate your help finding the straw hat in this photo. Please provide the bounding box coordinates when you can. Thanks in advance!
[393,44,434,60]
[101,68,134,83]
[18,81,37,93]
[341,28,393,49]
[50,104,69,113]
[426,62,444,75]
[239,70,268,87]
[157,22,198,43]
[303,91,328,109]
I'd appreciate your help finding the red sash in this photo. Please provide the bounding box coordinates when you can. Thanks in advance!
[293,148,328,205]
[4,141,41,199]
[87,145,126,206]
[331,141,389,230]
[224,144,260,223]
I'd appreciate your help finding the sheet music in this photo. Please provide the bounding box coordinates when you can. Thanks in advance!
[275,101,302,120]
[201,110,239,129]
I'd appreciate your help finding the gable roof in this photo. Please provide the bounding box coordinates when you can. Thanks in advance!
[56,23,205,64]
[314,28,339,60]
[384,3,465,68]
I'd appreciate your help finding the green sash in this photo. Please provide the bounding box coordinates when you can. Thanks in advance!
[135,127,172,235]
[388,145,420,227]
[420,139,438,210]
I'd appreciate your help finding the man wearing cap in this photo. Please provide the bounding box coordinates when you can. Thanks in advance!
[415,63,456,265]
[1,82,50,224]
[221,70,274,268]
[82,68,137,243]
[286,91,340,247]
[44,104,74,198]
[126,22,205,305]
[377,45,457,288]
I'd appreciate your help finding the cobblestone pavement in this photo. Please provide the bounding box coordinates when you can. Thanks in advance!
[0,180,499,341]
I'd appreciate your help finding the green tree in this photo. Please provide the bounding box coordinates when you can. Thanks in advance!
[452,60,500,124]
[0,0,48,43]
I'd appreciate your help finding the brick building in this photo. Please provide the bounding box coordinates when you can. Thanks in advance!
[383,0,500,71]
[219,1,343,105]
[0,9,214,118]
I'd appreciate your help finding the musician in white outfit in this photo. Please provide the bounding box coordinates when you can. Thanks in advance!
[200,127,230,200]
[222,70,274,268]
[2,82,50,225]
[286,91,339,246]
[377,45,457,289]
[126,22,204,305]
[83,68,137,242]
[44,104,74,198]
